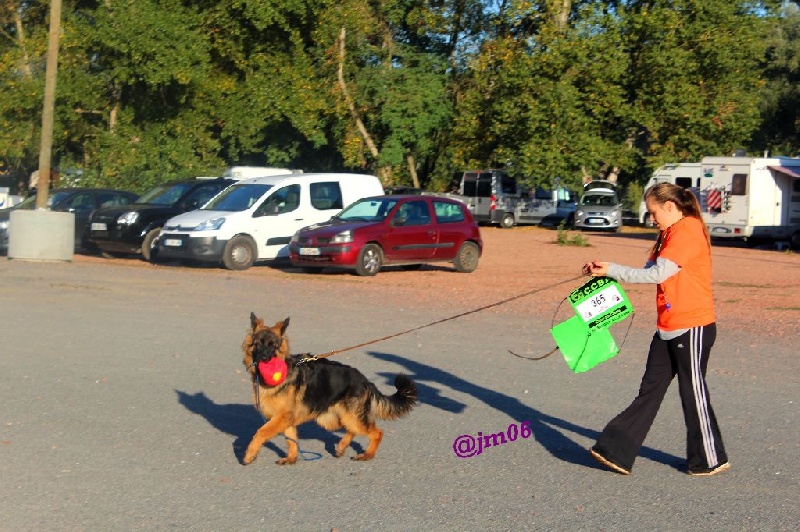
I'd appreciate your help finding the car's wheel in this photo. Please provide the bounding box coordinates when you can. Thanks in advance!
[222,235,256,271]
[355,244,383,276]
[141,228,161,262]
[565,214,575,227]
[500,213,515,229]
[453,241,480,273]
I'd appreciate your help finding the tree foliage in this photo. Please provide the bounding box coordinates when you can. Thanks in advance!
[0,0,796,194]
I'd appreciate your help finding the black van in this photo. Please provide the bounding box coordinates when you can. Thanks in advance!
[88,177,235,261]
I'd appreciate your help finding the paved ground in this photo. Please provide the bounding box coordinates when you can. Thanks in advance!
[0,231,798,531]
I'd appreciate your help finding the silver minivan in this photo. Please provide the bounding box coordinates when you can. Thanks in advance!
[574,180,622,232]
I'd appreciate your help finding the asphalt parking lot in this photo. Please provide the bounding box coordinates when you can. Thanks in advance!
[0,245,797,531]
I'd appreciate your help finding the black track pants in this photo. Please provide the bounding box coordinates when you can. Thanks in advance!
[593,323,727,472]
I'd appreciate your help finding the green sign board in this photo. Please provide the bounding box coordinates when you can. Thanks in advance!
[550,277,634,373]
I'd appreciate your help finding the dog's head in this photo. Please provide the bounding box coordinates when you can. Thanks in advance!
[242,312,290,375]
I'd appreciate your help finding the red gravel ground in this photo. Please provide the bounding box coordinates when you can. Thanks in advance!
[74,225,799,339]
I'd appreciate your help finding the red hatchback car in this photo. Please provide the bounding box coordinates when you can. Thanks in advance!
[289,195,482,276]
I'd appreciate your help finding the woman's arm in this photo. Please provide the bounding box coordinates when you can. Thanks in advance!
[607,257,680,284]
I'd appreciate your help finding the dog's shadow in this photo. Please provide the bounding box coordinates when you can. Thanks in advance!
[175,390,363,463]
[369,351,683,471]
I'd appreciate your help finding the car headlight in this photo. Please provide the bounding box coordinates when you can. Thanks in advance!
[194,217,226,231]
[117,211,139,225]
[0,220,8,230]
[576,210,584,217]
[331,230,353,244]
[610,210,619,216]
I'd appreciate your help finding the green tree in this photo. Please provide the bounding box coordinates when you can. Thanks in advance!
[754,2,800,155]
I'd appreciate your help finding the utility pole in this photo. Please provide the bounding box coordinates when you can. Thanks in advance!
[36,0,63,209]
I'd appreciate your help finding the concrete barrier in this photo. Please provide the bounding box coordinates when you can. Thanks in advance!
[8,209,74,261]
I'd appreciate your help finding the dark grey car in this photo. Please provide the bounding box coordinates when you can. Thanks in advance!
[0,188,139,252]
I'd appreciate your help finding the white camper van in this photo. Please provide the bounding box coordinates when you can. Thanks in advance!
[638,163,703,226]
[155,173,384,269]
[697,156,800,247]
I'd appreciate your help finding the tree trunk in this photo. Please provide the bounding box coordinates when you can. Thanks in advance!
[406,153,420,188]
[337,26,390,182]
[13,8,32,77]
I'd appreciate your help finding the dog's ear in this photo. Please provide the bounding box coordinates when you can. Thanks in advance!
[279,316,290,335]
[250,312,261,330]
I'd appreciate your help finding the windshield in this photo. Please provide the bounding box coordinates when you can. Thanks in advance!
[580,194,618,207]
[202,184,272,212]
[337,197,399,222]
[7,193,59,210]
[136,183,192,206]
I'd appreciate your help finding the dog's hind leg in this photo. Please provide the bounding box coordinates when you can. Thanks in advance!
[353,424,383,461]
[243,414,293,465]
[335,432,356,458]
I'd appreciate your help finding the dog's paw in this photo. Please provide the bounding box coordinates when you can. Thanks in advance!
[276,457,297,465]
[242,454,256,465]
[351,453,375,461]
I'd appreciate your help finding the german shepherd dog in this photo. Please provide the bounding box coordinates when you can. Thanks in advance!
[241,313,417,465]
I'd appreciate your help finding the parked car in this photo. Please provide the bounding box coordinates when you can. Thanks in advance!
[289,195,483,276]
[87,177,235,261]
[155,173,383,270]
[0,188,139,253]
[573,180,622,232]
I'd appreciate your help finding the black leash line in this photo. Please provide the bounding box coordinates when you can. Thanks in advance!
[295,273,588,365]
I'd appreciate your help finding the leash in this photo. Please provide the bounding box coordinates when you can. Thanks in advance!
[294,273,587,366]
[251,377,323,461]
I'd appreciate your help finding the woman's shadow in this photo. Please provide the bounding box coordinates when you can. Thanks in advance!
[368,350,682,471]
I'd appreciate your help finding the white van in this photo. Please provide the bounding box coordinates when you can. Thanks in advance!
[155,173,384,270]
[221,166,302,180]
[638,163,702,226]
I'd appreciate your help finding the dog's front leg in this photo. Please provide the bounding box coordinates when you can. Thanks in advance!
[278,425,300,465]
[243,414,292,465]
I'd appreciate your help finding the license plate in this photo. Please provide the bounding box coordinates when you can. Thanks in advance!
[712,227,730,234]
[163,238,182,247]
[91,222,107,231]
[299,247,320,256]
[587,218,603,224]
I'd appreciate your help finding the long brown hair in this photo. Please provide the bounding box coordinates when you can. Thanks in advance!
[644,183,710,256]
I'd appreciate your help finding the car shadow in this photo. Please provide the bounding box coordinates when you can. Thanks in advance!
[368,350,683,472]
[175,390,363,464]
[272,260,457,276]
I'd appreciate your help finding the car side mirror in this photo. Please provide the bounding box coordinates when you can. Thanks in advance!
[392,214,408,226]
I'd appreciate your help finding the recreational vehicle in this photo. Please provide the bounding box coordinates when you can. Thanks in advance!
[696,156,800,248]
[638,163,703,226]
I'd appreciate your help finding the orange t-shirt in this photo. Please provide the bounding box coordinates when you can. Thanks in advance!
[654,216,715,330]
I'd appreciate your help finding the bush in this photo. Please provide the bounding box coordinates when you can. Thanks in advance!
[556,220,591,247]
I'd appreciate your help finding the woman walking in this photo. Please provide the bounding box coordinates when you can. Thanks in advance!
[582,183,729,476]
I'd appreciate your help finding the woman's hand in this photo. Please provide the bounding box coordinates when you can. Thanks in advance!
[582,261,609,276]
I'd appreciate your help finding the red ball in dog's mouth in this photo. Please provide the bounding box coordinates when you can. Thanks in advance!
[258,358,288,386]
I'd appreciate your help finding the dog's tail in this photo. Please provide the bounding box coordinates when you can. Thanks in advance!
[371,374,418,420]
